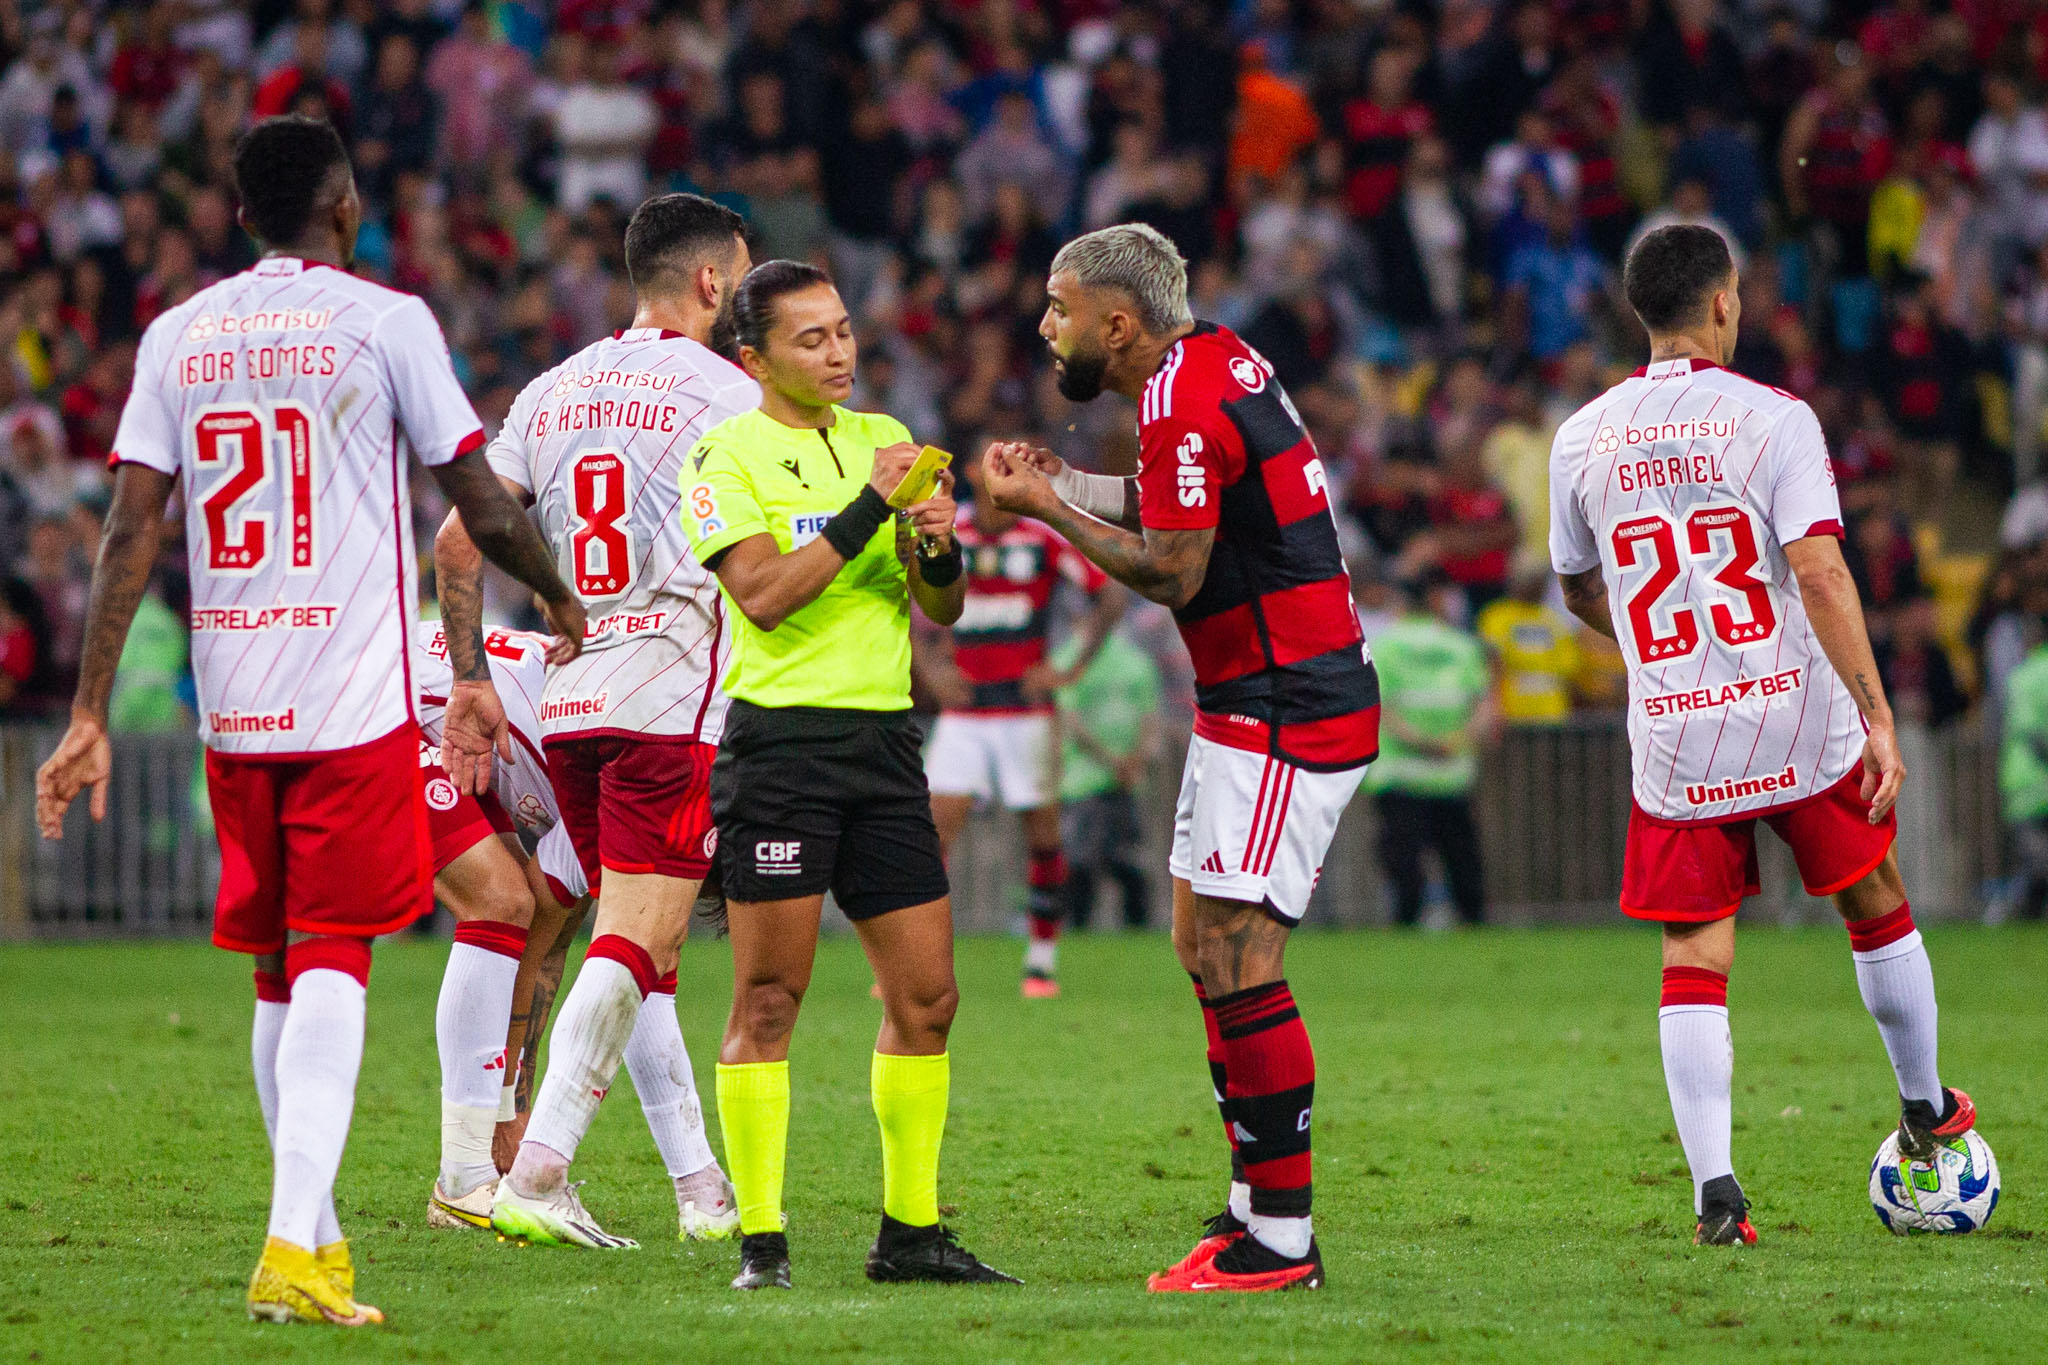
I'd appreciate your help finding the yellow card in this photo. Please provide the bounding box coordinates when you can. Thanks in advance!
[886,445,953,509]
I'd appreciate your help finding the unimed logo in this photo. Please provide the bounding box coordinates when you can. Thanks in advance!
[1685,765,1798,807]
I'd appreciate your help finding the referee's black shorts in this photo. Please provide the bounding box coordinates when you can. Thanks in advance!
[711,700,949,919]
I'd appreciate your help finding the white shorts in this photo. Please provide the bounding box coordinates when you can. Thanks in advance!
[925,712,1058,810]
[1169,735,1368,923]
[536,821,589,906]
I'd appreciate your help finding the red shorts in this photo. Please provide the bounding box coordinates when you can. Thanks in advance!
[545,733,717,887]
[420,739,516,873]
[207,723,434,954]
[1621,767,1897,922]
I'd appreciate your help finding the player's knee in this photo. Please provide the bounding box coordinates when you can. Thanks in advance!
[470,863,536,929]
[900,977,959,1036]
[734,978,806,1047]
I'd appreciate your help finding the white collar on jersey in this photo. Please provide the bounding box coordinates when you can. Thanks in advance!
[1634,357,1724,380]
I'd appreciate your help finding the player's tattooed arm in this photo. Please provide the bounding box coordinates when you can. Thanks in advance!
[1558,568,1617,640]
[433,506,492,683]
[34,464,176,838]
[1785,532,1904,820]
[429,452,586,665]
[981,442,1210,606]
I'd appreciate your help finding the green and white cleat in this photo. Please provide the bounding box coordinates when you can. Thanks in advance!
[490,1178,638,1249]
[676,1164,740,1242]
[428,1175,497,1230]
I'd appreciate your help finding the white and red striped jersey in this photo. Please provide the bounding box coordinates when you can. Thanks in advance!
[413,620,557,837]
[487,327,758,743]
[110,256,482,755]
[1549,357,1863,823]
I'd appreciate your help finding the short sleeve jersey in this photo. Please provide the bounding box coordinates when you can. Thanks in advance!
[685,406,915,711]
[1135,322,1378,771]
[412,620,558,836]
[1361,615,1491,797]
[486,328,760,744]
[110,256,481,754]
[1548,357,1862,822]
[948,512,1109,714]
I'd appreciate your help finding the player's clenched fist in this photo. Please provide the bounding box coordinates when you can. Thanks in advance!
[980,441,1058,518]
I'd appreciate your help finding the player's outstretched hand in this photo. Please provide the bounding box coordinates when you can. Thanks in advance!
[1860,723,1905,823]
[906,467,957,550]
[34,715,110,839]
[980,441,1057,517]
[540,595,587,665]
[869,441,922,499]
[443,679,512,796]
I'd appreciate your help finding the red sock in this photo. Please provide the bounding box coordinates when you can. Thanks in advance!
[1027,849,1068,937]
[585,935,657,999]
[284,935,371,988]
[1192,974,1242,1182]
[1213,980,1314,1217]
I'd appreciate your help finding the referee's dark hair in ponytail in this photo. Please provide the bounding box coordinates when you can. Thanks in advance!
[734,260,835,352]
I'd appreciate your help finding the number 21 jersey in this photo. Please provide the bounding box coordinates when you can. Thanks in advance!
[487,328,759,743]
[1549,358,1863,823]
[110,256,484,755]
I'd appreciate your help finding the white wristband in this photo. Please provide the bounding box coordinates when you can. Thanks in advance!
[1049,466,1129,522]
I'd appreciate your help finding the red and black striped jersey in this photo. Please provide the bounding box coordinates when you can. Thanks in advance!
[947,514,1109,714]
[1136,323,1380,770]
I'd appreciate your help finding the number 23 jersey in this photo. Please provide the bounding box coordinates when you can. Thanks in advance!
[1549,357,1862,823]
[111,256,484,755]
[487,328,760,743]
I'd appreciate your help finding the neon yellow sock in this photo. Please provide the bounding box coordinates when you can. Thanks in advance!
[871,1050,948,1227]
[714,1061,789,1236]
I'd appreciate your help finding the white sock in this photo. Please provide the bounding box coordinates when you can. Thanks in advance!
[1854,931,1944,1106]
[253,996,343,1247]
[266,970,365,1250]
[1246,1210,1312,1258]
[436,938,521,1194]
[1660,1005,1735,1215]
[624,990,715,1177]
[1227,1179,1251,1224]
[515,957,642,1184]
[1024,938,1057,975]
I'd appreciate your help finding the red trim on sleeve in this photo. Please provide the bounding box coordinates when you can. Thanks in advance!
[452,428,486,459]
[1800,519,1845,540]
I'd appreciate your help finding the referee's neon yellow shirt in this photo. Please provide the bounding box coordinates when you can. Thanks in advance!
[683,405,915,711]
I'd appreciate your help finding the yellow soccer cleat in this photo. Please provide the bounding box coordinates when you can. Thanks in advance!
[247,1236,381,1327]
[313,1239,380,1322]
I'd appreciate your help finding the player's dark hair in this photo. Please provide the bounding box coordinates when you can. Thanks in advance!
[232,116,350,248]
[733,260,835,352]
[1623,225,1735,333]
[623,192,747,294]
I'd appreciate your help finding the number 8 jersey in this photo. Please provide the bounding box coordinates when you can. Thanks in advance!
[1548,357,1863,823]
[110,256,485,755]
[486,327,759,743]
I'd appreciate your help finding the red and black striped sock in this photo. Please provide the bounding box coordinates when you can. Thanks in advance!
[1213,980,1314,1221]
[1027,849,1068,941]
[1190,974,1244,1187]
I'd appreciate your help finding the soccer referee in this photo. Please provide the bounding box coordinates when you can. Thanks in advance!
[683,260,1018,1291]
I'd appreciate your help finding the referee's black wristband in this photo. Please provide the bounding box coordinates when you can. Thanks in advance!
[916,540,963,586]
[822,485,892,560]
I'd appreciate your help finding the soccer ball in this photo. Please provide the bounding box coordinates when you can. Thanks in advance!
[1868,1129,2000,1234]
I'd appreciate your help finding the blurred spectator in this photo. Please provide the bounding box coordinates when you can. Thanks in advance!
[251,22,353,130]
[1502,183,1607,363]
[1477,567,1579,725]
[1628,176,1746,272]
[426,2,533,172]
[1999,628,2048,918]
[956,89,1069,222]
[1781,42,1890,276]
[1876,595,1969,730]
[1363,572,1495,926]
[552,37,656,213]
[1056,626,1163,930]
[0,575,49,719]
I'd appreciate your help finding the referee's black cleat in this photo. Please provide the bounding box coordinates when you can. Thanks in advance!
[731,1232,792,1290]
[864,1215,1021,1285]
[1692,1175,1758,1246]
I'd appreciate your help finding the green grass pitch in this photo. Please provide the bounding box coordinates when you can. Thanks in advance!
[2,927,2044,1362]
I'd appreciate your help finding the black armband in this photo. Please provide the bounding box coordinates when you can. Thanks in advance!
[915,540,963,586]
[822,485,893,560]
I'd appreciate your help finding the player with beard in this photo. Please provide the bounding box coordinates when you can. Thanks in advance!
[980,224,1379,1292]
[435,193,759,1249]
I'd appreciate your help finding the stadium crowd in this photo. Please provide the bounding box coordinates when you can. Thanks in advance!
[0,0,2044,750]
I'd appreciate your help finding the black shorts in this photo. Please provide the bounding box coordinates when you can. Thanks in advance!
[711,701,950,920]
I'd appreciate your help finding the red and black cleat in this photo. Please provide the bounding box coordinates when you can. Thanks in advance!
[1898,1087,1976,1162]
[1150,1229,1323,1293]
[1145,1208,1245,1290]
[1693,1174,1758,1246]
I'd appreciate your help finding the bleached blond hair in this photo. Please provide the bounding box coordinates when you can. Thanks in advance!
[1049,223,1192,333]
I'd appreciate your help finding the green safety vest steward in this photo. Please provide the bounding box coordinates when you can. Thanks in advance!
[2001,643,2048,823]
[683,405,916,711]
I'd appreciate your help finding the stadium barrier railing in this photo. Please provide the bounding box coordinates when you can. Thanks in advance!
[0,719,2007,939]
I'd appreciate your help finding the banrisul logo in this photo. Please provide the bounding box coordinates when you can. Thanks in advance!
[1609,417,1738,447]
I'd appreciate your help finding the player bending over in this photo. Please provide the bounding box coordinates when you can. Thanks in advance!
[1549,224,1976,1245]
[982,224,1380,1292]
[436,192,759,1250]
[411,620,734,1239]
[916,475,1124,995]
[33,117,582,1325]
